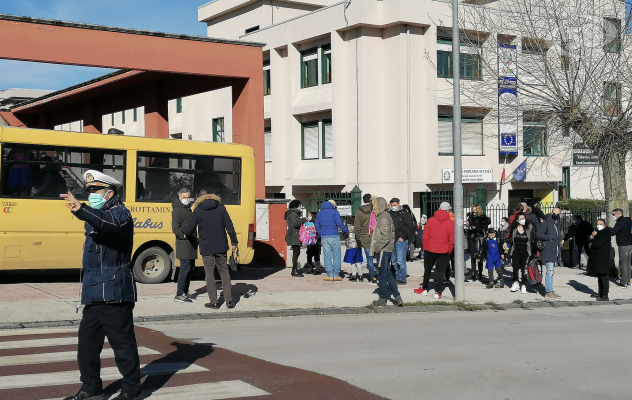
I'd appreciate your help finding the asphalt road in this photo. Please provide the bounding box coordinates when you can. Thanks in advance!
[147,304,632,400]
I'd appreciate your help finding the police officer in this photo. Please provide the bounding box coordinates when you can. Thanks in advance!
[64,170,141,400]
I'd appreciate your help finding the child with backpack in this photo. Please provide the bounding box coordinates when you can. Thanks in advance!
[343,217,364,281]
[484,228,504,289]
[302,212,322,274]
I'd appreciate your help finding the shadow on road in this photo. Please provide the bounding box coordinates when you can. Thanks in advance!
[102,341,215,398]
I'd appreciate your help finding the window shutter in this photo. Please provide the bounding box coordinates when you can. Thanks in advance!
[264,131,272,162]
[438,120,453,154]
[324,123,333,158]
[461,121,483,155]
[303,125,319,159]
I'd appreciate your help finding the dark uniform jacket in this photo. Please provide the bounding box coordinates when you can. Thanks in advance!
[73,195,136,305]
[171,196,198,260]
[590,229,613,275]
[609,216,632,246]
[183,194,238,256]
[391,209,413,242]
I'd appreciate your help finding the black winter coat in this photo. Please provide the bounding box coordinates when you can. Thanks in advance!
[392,210,413,242]
[609,216,632,246]
[590,229,613,275]
[536,214,563,263]
[171,196,198,260]
[467,213,490,238]
[285,209,306,246]
[183,195,238,256]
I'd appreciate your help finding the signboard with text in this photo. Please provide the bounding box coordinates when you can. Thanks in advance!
[337,205,353,216]
[441,169,494,184]
[572,144,599,167]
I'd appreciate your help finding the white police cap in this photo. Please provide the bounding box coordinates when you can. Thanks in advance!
[83,169,122,191]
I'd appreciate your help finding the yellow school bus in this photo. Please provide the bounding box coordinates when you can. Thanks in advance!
[0,126,255,283]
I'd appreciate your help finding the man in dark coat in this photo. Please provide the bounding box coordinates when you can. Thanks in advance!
[537,208,564,300]
[389,198,412,284]
[172,187,199,303]
[354,193,376,283]
[285,199,306,277]
[183,194,238,309]
[590,219,613,300]
[64,170,141,400]
[564,215,594,269]
[608,208,632,287]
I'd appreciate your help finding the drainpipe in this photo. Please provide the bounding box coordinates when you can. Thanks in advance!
[406,24,411,205]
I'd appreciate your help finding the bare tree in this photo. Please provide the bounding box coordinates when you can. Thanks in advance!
[430,0,631,220]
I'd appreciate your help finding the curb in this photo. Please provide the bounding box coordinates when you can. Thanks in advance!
[1,300,631,330]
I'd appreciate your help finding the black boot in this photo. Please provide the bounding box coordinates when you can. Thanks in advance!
[495,267,504,288]
[291,268,304,277]
[486,270,494,289]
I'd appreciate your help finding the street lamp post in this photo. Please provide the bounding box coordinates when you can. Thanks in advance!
[452,0,465,301]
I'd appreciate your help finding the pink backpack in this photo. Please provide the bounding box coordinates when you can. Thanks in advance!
[368,210,377,235]
[299,222,318,245]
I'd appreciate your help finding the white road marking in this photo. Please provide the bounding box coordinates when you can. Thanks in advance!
[0,347,160,367]
[0,362,208,390]
[0,327,78,337]
[40,381,270,400]
[604,319,632,323]
[0,337,78,350]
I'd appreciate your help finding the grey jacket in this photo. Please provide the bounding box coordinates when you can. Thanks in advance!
[370,197,395,256]
[509,225,534,258]
[344,224,358,249]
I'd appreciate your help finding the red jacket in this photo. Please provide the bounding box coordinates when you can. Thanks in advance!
[424,210,455,254]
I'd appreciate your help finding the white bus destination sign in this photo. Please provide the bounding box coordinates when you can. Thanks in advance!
[441,169,494,184]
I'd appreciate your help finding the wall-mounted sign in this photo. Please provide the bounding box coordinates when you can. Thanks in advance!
[442,169,494,184]
[498,44,518,156]
[337,205,353,216]
[572,144,599,167]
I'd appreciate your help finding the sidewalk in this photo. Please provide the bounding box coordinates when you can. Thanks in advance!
[0,246,628,325]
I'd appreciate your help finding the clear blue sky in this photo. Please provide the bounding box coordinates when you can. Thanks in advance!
[0,0,208,91]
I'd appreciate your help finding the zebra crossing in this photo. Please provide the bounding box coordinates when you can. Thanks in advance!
[0,327,269,400]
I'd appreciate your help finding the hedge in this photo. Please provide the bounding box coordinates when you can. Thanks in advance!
[557,199,632,212]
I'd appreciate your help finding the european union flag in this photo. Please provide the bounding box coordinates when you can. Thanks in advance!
[513,159,527,182]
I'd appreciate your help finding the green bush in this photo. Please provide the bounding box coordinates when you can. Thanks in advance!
[557,199,632,213]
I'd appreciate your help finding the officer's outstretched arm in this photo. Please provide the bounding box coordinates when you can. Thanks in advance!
[73,204,129,234]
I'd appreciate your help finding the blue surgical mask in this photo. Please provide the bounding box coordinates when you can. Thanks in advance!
[391,206,398,212]
[88,191,110,209]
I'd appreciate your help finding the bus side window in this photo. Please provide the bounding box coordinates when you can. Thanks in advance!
[1,143,126,200]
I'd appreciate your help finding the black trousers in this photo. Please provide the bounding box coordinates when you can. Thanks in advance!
[423,251,450,294]
[291,245,301,269]
[176,259,196,296]
[78,302,141,396]
[512,246,529,283]
[597,273,610,298]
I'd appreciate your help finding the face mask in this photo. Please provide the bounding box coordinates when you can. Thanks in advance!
[502,222,508,227]
[181,198,191,206]
[597,225,605,231]
[552,214,560,221]
[489,235,495,240]
[518,219,526,226]
[391,206,398,212]
[88,190,110,210]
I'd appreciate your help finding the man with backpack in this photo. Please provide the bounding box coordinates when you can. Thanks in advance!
[354,193,377,284]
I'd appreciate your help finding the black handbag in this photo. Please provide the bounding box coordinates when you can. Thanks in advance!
[229,249,240,272]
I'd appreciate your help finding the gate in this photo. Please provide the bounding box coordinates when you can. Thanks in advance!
[419,190,476,217]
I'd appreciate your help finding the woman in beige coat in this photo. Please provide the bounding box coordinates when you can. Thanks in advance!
[370,197,403,307]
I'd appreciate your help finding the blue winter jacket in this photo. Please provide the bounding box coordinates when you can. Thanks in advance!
[73,195,136,305]
[315,201,349,237]
[536,214,564,263]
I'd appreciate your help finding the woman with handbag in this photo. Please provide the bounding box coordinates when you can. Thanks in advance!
[507,212,534,294]
[466,204,491,282]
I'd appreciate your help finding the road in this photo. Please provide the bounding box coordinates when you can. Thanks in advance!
[148,304,632,400]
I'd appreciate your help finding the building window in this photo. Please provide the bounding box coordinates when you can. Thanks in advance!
[122,111,125,124]
[245,25,259,34]
[322,44,332,84]
[604,82,621,116]
[437,116,484,156]
[604,18,621,53]
[133,108,137,122]
[213,118,225,142]
[322,119,333,158]
[521,40,547,85]
[301,48,318,88]
[436,37,482,80]
[523,121,547,156]
[561,166,571,200]
[263,59,271,96]
[264,127,272,162]
[176,98,182,114]
[111,113,114,126]
[301,121,319,160]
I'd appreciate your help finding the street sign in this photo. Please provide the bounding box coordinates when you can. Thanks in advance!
[442,168,494,183]
[572,144,599,167]
[337,205,352,216]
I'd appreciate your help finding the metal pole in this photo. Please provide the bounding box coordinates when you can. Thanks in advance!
[452,0,465,301]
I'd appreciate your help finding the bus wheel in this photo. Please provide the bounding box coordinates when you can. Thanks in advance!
[134,247,171,284]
